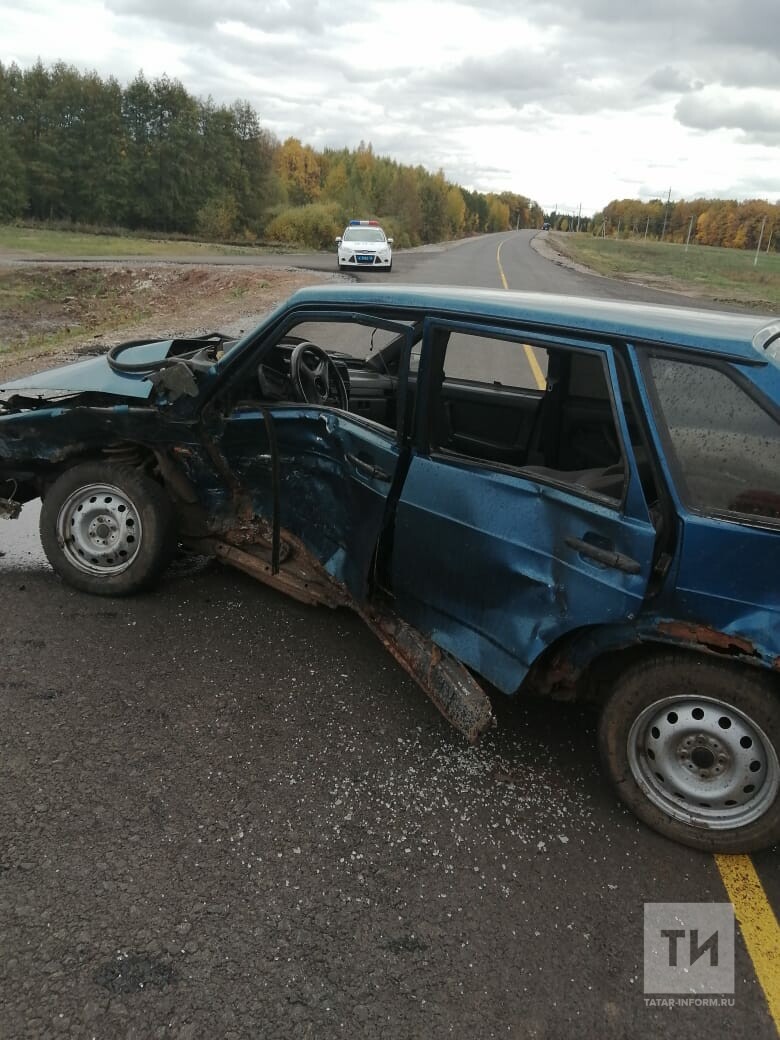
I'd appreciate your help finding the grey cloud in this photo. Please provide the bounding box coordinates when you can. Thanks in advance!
[426,52,560,98]
[562,0,704,27]
[105,0,780,119]
[701,0,780,54]
[447,0,671,18]
[175,31,371,98]
[707,52,780,91]
[105,0,374,34]
[409,52,637,117]
[162,13,416,96]
[458,0,770,38]
[739,131,780,148]
[676,94,780,144]
[452,0,778,84]
[643,67,698,94]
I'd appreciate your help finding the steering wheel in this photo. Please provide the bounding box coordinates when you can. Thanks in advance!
[289,341,348,408]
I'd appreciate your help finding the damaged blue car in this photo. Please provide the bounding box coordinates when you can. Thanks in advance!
[1,285,779,852]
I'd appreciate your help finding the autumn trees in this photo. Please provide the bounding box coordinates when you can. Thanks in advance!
[593,198,779,251]
[0,61,545,247]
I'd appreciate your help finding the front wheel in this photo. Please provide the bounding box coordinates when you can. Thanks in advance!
[40,461,176,596]
[599,654,780,852]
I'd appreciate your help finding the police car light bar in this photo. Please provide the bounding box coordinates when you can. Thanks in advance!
[349,220,380,226]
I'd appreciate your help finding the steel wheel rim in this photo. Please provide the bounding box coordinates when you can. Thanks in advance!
[56,482,143,576]
[627,695,779,830]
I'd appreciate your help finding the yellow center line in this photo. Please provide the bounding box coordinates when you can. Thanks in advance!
[522,345,546,392]
[715,854,780,1031]
[496,239,509,290]
[496,238,546,391]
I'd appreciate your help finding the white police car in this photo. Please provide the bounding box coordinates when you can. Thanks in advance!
[335,220,393,272]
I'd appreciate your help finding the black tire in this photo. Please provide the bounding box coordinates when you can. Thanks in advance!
[599,653,780,852]
[40,461,176,597]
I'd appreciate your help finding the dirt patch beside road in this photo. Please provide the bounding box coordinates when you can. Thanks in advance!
[0,263,329,383]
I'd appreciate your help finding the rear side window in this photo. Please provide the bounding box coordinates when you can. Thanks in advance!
[648,357,780,525]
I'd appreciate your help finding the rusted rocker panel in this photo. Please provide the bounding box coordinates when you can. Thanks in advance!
[360,608,494,744]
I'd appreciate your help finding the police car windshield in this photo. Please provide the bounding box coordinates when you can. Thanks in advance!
[343,227,385,242]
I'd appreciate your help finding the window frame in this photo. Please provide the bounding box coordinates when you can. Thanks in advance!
[414,316,635,511]
[206,307,416,443]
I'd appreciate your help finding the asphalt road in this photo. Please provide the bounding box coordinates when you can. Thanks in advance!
[1,232,778,1040]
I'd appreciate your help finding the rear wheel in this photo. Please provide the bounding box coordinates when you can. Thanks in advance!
[40,461,176,596]
[599,654,780,852]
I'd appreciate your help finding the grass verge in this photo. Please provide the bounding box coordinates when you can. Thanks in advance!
[548,233,780,311]
[0,224,301,258]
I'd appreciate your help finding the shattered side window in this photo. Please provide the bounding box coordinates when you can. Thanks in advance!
[648,357,780,525]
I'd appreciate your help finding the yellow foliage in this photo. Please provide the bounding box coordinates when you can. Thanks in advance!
[274,137,321,205]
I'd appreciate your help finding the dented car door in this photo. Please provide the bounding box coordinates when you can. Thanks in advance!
[389,319,660,694]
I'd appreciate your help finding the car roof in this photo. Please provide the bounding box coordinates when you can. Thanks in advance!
[285,284,775,363]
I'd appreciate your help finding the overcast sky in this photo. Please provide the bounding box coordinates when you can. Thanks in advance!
[3,0,779,214]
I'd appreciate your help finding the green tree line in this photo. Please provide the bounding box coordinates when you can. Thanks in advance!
[0,60,543,247]
[592,197,779,252]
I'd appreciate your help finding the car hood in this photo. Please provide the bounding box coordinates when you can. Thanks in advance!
[0,340,175,401]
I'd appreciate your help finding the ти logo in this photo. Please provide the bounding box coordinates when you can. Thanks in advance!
[644,903,735,995]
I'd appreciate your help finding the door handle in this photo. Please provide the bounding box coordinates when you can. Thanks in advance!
[346,452,391,482]
[565,536,641,574]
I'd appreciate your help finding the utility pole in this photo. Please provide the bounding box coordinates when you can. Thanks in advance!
[754,216,767,266]
[660,187,672,241]
[576,203,581,233]
[684,215,695,252]
[644,216,650,241]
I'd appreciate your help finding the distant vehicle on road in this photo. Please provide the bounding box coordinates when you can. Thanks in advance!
[542,221,552,230]
[1,285,779,853]
[335,220,393,272]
